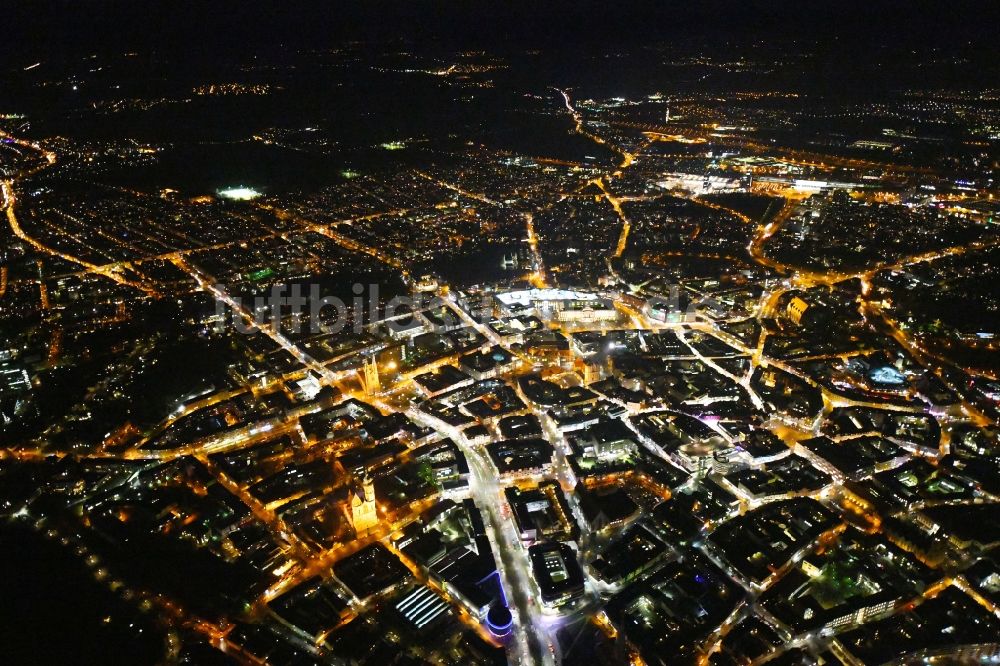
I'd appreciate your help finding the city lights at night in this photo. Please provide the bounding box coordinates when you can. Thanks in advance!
[1,2,999,666]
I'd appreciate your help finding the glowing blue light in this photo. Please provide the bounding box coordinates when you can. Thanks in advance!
[487,605,514,636]
[869,366,906,386]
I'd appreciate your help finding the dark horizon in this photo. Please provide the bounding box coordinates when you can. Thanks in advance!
[4,1,999,62]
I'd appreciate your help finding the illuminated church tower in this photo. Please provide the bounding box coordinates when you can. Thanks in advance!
[349,475,378,533]
[361,356,381,395]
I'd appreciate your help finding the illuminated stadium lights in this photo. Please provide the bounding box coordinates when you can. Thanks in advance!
[217,187,262,201]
